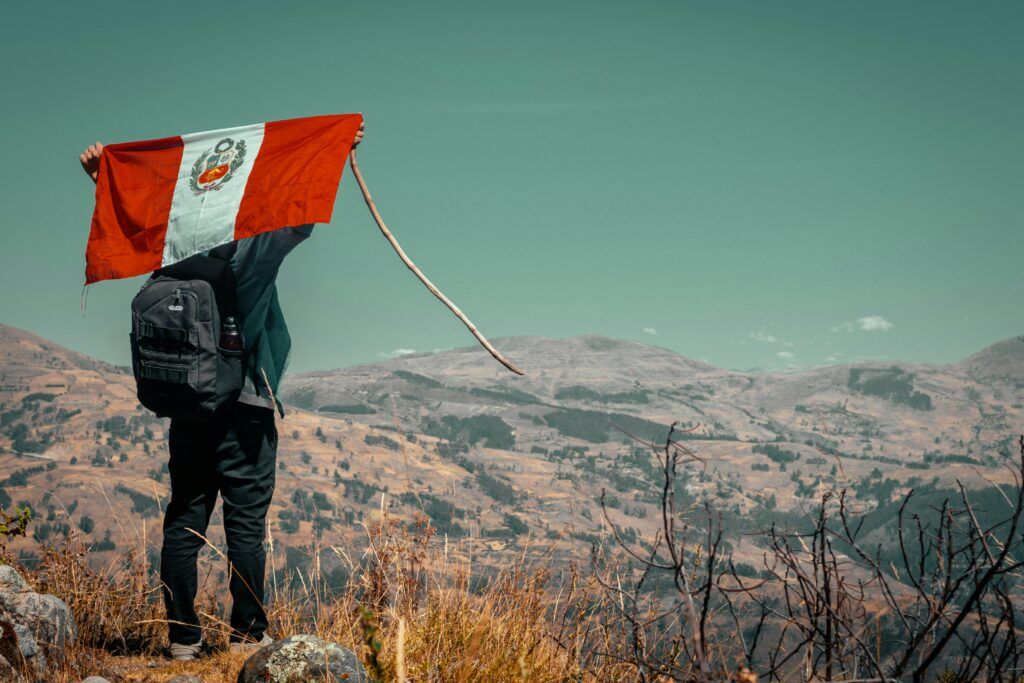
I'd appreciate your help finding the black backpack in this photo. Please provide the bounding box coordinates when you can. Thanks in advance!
[129,245,243,420]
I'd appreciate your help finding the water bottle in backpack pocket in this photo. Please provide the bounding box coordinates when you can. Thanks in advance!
[129,253,243,420]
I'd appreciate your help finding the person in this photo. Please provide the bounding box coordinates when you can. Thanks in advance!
[79,122,364,659]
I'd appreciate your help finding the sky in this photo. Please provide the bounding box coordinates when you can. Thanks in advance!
[0,1,1021,373]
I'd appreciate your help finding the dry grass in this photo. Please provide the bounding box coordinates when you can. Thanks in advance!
[7,506,643,682]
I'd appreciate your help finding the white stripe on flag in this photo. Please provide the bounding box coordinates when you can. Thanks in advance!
[162,122,266,267]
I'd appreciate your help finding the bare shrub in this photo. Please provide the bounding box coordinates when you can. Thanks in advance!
[591,426,1024,681]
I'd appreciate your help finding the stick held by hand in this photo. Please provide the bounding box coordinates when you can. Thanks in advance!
[348,149,524,376]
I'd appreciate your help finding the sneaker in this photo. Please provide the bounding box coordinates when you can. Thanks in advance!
[169,640,204,661]
[230,634,273,655]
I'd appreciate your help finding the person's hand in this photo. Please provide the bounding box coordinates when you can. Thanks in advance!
[79,142,104,184]
[353,121,364,147]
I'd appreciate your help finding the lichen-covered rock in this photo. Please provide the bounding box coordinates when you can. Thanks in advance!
[237,634,368,682]
[9,591,77,652]
[0,566,29,593]
[0,564,77,673]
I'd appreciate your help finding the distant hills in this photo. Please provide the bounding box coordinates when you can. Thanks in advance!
[0,323,1021,572]
[283,331,1023,464]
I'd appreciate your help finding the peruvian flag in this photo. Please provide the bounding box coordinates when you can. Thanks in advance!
[84,113,363,284]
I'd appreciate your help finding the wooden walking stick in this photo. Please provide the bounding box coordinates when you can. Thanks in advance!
[348,149,525,376]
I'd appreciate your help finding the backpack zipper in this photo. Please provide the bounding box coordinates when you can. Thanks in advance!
[168,288,184,312]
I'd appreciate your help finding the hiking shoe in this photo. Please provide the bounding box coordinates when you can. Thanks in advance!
[169,640,204,661]
[230,634,273,655]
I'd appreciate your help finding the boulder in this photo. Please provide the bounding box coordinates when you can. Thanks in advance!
[167,676,204,683]
[237,634,368,682]
[0,566,28,593]
[0,563,77,674]
[80,677,112,683]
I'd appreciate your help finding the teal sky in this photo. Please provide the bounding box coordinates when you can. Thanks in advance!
[1,1,1021,373]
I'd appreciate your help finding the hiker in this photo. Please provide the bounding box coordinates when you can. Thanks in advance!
[78,121,364,660]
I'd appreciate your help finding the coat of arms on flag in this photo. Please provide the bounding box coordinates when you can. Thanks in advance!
[190,137,247,195]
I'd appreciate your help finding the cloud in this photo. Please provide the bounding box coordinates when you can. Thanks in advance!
[750,329,798,349]
[642,327,658,336]
[857,315,893,331]
[832,315,894,333]
[776,351,795,359]
[377,348,417,358]
[749,330,778,344]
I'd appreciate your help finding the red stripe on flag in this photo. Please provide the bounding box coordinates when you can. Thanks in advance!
[234,113,363,240]
[84,136,183,284]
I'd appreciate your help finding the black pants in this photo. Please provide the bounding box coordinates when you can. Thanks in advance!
[160,403,277,645]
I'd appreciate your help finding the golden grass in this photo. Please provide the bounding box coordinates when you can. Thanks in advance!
[8,508,647,682]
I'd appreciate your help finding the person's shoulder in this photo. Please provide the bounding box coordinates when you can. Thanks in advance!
[249,224,314,246]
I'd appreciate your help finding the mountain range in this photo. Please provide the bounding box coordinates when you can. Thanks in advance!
[0,323,1021,571]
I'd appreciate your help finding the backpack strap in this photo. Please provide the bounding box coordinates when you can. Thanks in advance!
[138,322,198,346]
[139,363,190,384]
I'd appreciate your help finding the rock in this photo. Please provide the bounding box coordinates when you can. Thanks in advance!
[0,564,77,673]
[167,676,204,683]
[0,566,29,593]
[10,591,76,651]
[81,677,113,683]
[237,634,368,682]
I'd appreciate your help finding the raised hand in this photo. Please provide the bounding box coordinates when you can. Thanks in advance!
[79,142,104,184]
